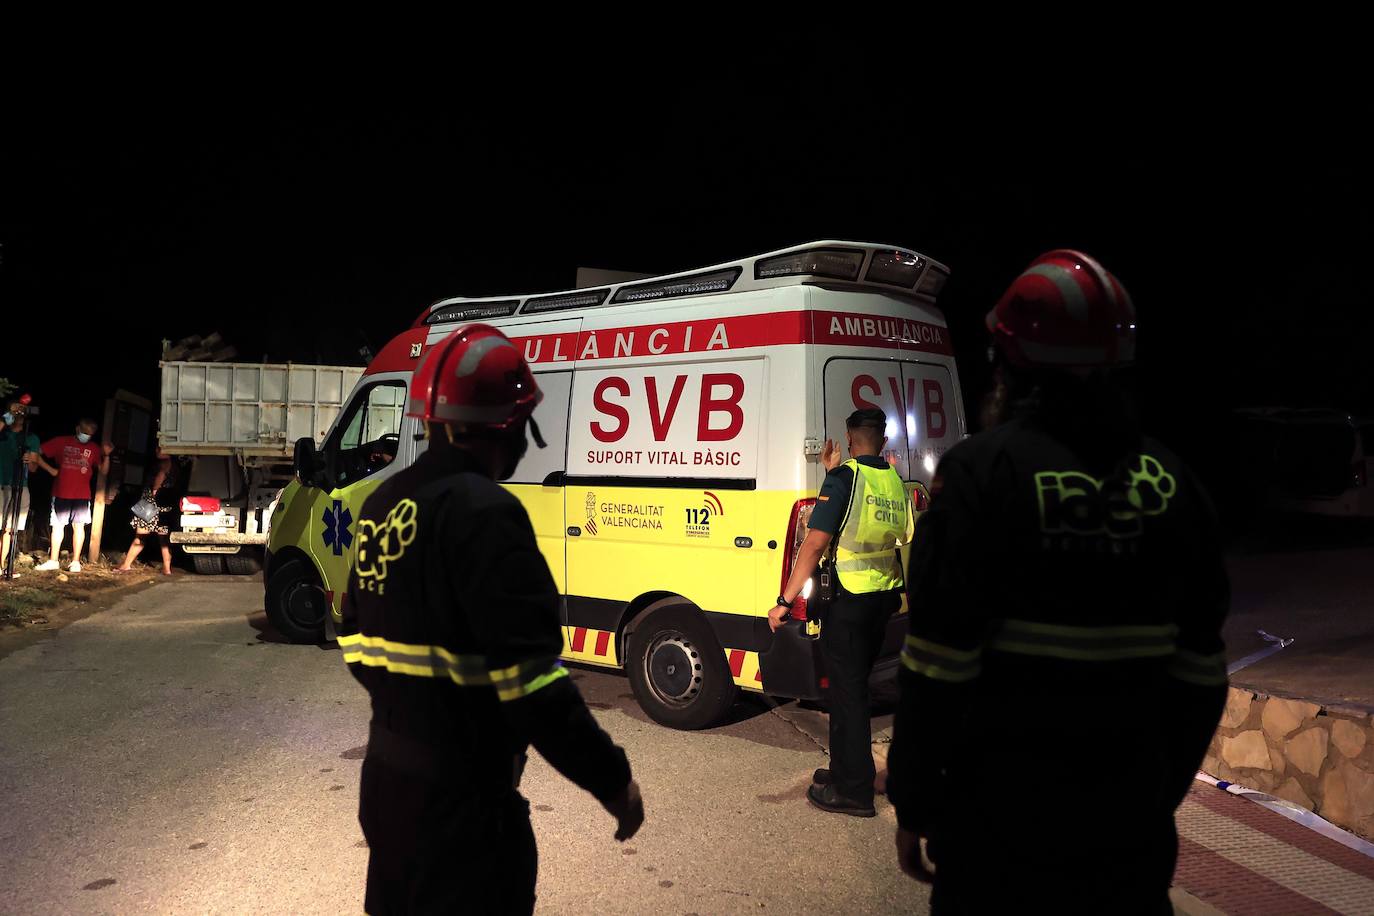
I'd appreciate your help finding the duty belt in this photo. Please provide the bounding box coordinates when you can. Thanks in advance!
[367,720,525,789]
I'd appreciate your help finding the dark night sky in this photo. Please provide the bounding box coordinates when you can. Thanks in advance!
[3,87,1371,513]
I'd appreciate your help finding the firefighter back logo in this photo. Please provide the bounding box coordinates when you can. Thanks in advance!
[685,491,723,539]
[1035,454,1176,547]
[354,499,419,593]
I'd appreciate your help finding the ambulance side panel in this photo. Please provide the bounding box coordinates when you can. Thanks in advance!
[556,290,804,674]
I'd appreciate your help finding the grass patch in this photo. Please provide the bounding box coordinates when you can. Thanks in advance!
[0,586,61,623]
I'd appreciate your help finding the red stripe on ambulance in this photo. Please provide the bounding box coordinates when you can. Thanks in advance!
[594,631,612,657]
[728,649,746,679]
[507,309,951,366]
[570,627,587,653]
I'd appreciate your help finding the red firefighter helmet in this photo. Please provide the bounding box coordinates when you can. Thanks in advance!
[985,249,1136,369]
[406,323,542,430]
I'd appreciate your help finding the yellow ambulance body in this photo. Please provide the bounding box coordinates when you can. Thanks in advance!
[265,241,965,728]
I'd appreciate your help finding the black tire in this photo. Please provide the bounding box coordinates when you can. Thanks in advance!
[626,599,737,730]
[225,553,262,576]
[192,554,225,575]
[264,556,327,644]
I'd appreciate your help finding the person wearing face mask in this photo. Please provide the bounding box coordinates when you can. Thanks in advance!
[37,418,112,573]
[338,324,643,915]
[1,402,48,577]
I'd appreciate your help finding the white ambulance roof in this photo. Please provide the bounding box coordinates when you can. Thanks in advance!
[423,240,950,327]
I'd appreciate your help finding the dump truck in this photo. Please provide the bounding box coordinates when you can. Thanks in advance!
[159,360,363,574]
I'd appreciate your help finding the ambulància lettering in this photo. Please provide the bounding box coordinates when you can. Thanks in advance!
[522,323,732,363]
[829,315,945,345]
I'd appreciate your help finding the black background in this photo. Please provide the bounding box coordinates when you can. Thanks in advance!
[4,86,1371,528]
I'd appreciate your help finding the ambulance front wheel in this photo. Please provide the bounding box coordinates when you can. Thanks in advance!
[265,556,327,644]
[627,601,737,730]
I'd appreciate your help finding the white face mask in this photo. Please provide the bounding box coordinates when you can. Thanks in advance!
[76,433,92,443]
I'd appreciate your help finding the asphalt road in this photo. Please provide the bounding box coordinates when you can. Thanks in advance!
[0,578,925,915]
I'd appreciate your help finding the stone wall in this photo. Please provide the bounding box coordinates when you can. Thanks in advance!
[1203,686,1374,839]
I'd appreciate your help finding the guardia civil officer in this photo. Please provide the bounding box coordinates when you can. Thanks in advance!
[886,251,1229,913]
[769,407,914,817]
[340,324,643,915]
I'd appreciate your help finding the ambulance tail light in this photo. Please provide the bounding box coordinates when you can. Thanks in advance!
[181,496,221,513]
[912,484,930,513]
[781,498,816,620]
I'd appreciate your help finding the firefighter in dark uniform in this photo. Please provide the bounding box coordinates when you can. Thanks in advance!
[340,324,644,915]
[886,251,1229,914]
[769,407,914,818]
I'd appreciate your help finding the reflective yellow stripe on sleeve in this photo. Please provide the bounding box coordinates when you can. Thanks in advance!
[987,619,1179,662]
[900,635,983,683]
[1165,648,1229,687]
[337,633,568,700]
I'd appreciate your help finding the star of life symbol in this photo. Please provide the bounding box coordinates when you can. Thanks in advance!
[322,500,353,556]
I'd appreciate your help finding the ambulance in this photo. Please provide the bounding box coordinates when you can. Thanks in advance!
[265,241,966,728]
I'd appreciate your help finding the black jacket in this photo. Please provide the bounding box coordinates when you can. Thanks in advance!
[340,446,630,802]
[886,412,1228,838]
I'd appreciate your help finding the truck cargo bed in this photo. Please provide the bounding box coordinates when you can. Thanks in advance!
[160,361,364,455]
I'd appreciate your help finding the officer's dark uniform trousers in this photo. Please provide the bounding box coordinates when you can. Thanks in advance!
[339,447,630,915]
[820,587,901,804]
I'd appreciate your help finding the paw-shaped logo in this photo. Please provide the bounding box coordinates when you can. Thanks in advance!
[1124,455,1177,516]
[355,499,419,582]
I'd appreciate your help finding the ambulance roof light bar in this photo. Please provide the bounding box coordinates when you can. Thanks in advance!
[523,289,611,314]
[422,241,950,324]
[611,267,741,304]
[424,300,520,326]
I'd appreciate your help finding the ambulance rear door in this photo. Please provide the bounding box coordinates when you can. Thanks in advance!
[822,357,914,479]
[897,360,962,487]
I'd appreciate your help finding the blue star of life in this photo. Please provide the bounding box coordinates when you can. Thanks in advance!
[322,500,353,556]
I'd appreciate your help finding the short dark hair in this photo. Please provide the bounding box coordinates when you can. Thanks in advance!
[77,418,97,432]
[846,408,887,431]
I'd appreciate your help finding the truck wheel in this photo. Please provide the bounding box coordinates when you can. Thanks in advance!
[226,553,262,576]
[192,555,225,575]
[626,599,737,730]
[264,556,327,644]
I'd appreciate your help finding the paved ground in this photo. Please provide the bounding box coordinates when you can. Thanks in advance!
[0,578,925,914]
[1225,522,1374,707]
[2,578,1371,914]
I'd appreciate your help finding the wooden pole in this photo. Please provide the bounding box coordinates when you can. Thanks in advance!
[88,397,116,565]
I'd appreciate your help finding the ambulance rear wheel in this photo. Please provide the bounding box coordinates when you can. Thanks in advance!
[265,556,327,644]
[627,601,737,730]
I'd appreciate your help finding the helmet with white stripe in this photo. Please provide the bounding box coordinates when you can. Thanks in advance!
[986,250,1136,369]
[407,323,543,431]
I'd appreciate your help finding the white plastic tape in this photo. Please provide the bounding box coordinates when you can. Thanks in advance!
[1193,771,1374,858]
[1226,629,1294,676]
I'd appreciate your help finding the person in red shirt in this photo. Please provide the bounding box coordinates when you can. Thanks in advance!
[36,418,111,573]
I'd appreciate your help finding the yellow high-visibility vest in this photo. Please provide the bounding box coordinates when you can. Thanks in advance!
[833,458,913,594]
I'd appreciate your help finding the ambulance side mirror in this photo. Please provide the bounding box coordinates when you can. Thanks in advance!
[293,437,325,488]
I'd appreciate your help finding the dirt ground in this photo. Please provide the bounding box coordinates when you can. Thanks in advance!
[0,554,166,642]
